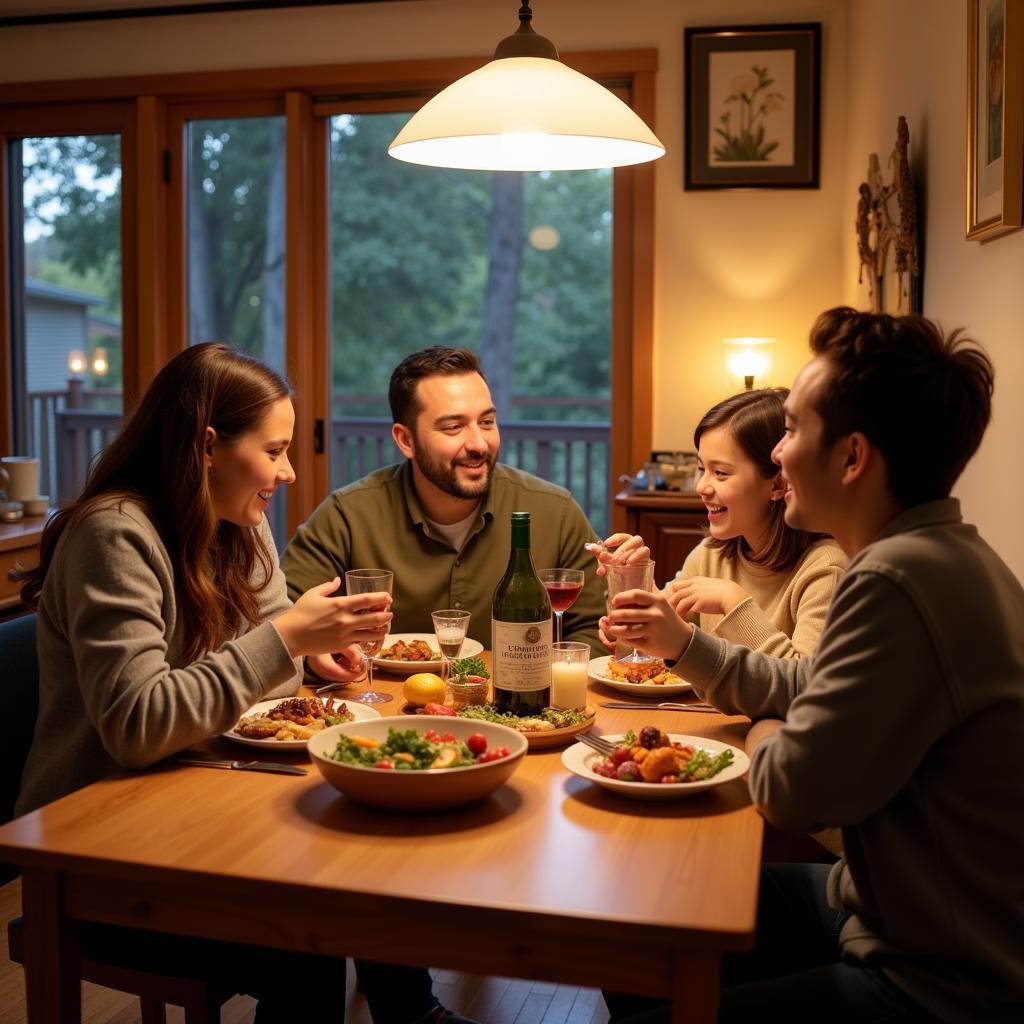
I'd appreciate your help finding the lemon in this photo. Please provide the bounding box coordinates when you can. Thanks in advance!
[403,672,447,707]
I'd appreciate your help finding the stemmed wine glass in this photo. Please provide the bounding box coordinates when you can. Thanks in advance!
[431,609,471,687]
[604,559,657,665]
[539,568,585,644]
[344,568,394,704]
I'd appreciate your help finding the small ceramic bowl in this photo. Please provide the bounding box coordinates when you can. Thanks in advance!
[21,496,49,516]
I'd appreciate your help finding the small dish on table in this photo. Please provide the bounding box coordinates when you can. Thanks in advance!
[588,655,694,696]
[374,633,484,674]
[224,697,381,751]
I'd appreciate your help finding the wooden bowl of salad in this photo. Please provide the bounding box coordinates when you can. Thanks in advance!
[306,716,528,810]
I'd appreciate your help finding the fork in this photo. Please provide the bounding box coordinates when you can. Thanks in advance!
[576,732,619,758]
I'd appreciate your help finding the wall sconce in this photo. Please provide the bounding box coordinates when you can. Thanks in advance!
[68,349,87,377]
[723,337,775,390]
[91,347,109,376]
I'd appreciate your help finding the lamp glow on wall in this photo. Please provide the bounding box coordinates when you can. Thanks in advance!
[723,337,775,391]
[388,2,665,172]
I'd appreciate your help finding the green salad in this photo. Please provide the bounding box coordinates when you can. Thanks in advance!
[328,727,481,771]
[456,704,591,732]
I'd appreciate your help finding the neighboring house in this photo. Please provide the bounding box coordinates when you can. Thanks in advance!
[25,277,104,391]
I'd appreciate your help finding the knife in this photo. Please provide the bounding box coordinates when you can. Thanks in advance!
[598,701,721,713]
[174,757,308,776]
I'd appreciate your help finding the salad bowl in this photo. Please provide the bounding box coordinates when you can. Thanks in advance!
[307,715,527,810]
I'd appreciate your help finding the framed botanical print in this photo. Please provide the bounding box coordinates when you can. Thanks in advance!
[967,0,1024,240]
[684,23,821,190]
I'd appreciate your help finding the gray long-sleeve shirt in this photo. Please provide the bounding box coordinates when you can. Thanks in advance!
[677,499,1024,1023]
[17,500,300,815]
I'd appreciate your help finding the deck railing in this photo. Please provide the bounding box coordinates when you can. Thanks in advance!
[27,392,612,534]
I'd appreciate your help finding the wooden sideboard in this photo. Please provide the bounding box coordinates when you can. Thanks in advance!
[613,489,708,588]
[0,516,46,617]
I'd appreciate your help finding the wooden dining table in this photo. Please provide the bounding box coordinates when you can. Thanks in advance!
[0,657,762,1024]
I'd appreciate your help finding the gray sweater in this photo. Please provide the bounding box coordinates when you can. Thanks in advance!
[677,499,1024,1023]
[17,500,300,815]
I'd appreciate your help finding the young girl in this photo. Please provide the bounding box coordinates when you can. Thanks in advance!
[15,343,473,1024]
[594,388,845,660]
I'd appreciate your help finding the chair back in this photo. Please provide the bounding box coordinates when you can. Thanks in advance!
[0,613,39,834]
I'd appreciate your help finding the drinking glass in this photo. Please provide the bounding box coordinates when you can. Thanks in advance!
[604,559,657,665]
[431,608,472,700]
[539,568,585,644]
[344,568,394,704]
[550,641,590,710]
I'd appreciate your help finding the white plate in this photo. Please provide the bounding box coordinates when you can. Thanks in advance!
[588,655,694,695]
[373,633,484,674]
[225,698,382,750]
[561,733,749,801]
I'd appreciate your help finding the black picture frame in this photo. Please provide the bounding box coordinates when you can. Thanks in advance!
[684,22,821,190]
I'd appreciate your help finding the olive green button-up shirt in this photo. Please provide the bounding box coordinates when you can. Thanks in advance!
[280,461,604,653]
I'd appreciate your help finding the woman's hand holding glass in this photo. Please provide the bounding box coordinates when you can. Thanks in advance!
[305,646,366,685]
[666,576,750,618]
[273,576,392,659]
[605,587,693,663]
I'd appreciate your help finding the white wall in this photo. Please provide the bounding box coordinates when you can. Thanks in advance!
[843,0,1024,579]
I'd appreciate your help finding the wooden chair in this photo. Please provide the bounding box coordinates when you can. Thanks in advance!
[1,612,232,1024]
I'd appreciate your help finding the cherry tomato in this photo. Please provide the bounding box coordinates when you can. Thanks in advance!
[475,747,510,763]
[423,703,455,716]
[611,747,633,767]
[373,759,394,770]
[467,733,488,756]
[616,760,642,782]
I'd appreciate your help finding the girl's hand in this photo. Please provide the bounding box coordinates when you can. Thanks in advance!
[274,577,393,658]
[666,576,749,618]
[598,615,617,652]
[605,588,693,662]
[306,646,367,683]
[585,533,651,577]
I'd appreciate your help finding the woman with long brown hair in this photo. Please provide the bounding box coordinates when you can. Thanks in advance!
[15,343,478,1024]
[17,342,389,814]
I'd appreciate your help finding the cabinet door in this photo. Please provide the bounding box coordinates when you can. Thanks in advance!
[637,511,706,588]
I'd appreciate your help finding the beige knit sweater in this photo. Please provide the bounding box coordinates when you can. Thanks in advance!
[676,537,847,658]
[17,500,300,815]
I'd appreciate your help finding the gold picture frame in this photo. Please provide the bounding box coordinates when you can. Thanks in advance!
[967,0,1024,240]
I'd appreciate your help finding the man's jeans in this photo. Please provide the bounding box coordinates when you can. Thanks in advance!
[605,863,939,1023]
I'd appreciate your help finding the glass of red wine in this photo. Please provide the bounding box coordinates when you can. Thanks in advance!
[344,568,394,704]
[539,568,585,644]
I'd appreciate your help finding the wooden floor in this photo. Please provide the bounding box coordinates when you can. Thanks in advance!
[0,879,609,1024]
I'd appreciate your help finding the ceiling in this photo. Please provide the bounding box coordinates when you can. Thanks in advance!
[0,0,424,26]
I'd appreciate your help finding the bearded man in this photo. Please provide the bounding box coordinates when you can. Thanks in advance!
[281,346,603,659]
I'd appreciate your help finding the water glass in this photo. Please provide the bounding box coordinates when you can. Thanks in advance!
[344,568,394,704]
[604,558,658,665]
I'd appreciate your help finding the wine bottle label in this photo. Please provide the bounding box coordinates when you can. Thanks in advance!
[491,618,552,692]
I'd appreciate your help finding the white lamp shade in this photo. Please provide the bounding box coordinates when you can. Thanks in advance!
[389,57,665,172]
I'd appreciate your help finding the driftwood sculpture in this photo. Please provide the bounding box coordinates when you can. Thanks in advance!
[856,115,921,313]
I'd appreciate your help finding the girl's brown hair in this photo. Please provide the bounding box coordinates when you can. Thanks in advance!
[20,343,292,661]
[694,388,824,572]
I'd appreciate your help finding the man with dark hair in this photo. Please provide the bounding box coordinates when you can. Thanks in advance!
[281,345,603,653]
[606,308,1024,1022]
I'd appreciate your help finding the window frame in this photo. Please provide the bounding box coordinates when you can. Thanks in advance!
[0,51,656,534]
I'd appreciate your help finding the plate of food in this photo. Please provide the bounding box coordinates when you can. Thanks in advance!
[373,633,484,674]
[588,655,693,695]
[226,695,381,750]
[561,728,748,801]
[445,703,598,749]
[307,716,528,810]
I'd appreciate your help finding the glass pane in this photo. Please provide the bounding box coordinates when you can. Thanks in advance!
[327,112,612,534]
[186,116,288,546]
[19,135,123,506]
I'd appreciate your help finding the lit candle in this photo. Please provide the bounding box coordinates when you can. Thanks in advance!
[551,660,588,710]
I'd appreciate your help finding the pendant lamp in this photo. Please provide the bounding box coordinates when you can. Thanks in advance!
[388,2,665,172]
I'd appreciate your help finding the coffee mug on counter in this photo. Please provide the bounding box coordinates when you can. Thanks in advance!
[0,456,40,502]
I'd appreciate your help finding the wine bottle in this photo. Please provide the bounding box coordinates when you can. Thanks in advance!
[491,512,553,715]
